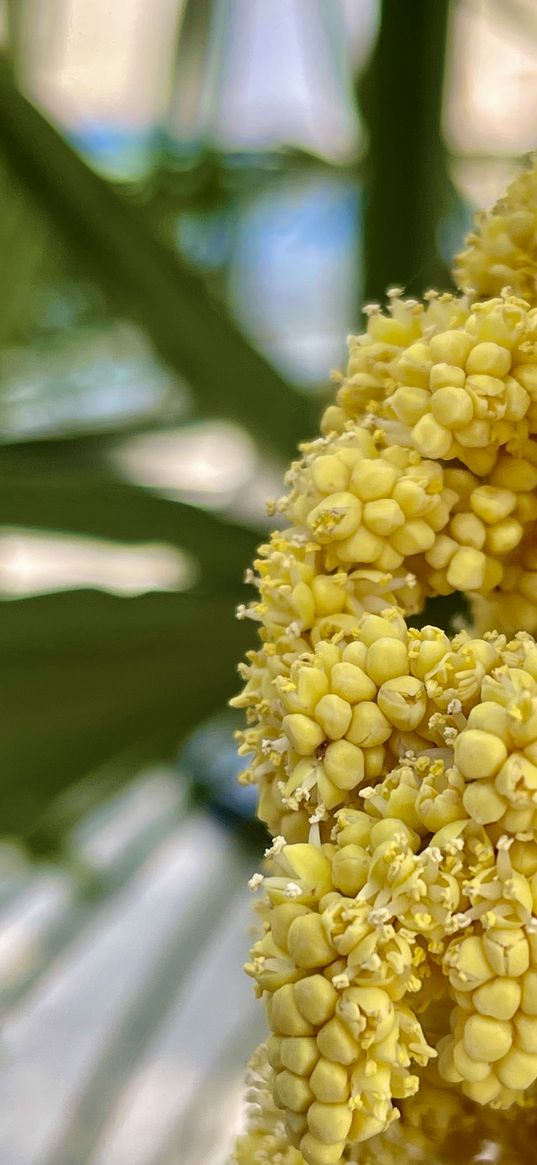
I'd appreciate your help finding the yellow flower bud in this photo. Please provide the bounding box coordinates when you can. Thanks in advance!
[341,641,367,668]
[514,361,537,395]
[516,492,537,522]
[330,662,376,703]
[323,740,365,791]
[463,1014,513,1062]
[311,575,347,616]
[485,517,524,556]
[266,1035,283,1071]
[366,638,409,685]
[462,780,506,824]
[466,342,511,378]
[390,385,430,424]
[462,1073,501,1105]
[460,445,496,475]
[300,1132,346,1165]
[350,459,399,502]
[449,511,486,550]
[470,485,517,524]
[483,928,530,978]
[396,340,431,385]
[474,978,521,1021]
[363,497,406,536]
[284,1110,308,1141]
[333,525,384,565]
[272,903,312,951]
[521,971,537,1016]
[311,455,350,494]
[466,701,508,739]
[496,1048,537,1091]
[431,385,474,429]
[283,714,324,757]
[275,1068,314,1112]
[316,1016,360,1064]
[335,810,372,847]
[429,330,473,366]
[514,1014,537,1053]
[454,729,508,780]
[412,414,452,458]
[330,843,368,895]
[445,935,494,991]
[307,1100,352,1144]
[452,1040,491,1083]
[272,984,315,1036]
[504,376,530,418]
[392,477,428,517]
[280,1036,319,1077]
[359,613,406,645]
[309,1057,349,1103]
[347,702,392,747]
[391,519,436,557]
[287,913,335,970]
[320,405,346,435]
[287,667,330,714]
[290,582,316,627]
[425,534,458,570]
[314,694,352,741]
[307,492,362,542]
[491,456,537,492]
[446,547,487,591]
[369,816,419,850]
[284,846,332,894]
[294,975,338,1027]
[510,839,537,876]
[430,362,466,390]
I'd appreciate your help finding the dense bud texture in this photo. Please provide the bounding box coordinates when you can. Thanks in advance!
[232,158,537,1163]
[454,162,537,302]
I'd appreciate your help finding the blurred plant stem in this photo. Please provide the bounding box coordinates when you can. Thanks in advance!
[360,0,451,302]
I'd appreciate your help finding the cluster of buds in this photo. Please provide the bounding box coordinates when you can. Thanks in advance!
[232,158,537,1164]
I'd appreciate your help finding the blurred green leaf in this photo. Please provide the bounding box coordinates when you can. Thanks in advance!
[0,56,316,458]
[0,162,48,347]
[0,448,261,583]
[0,587,254,839]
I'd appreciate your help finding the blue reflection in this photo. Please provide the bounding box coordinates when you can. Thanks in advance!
[228,172,361,384]
[179,711,258,823]
[68,122,161,183]
[438,187,474,268]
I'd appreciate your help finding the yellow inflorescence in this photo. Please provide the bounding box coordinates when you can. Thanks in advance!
[454,158,537,302]
[232,156,537,1165]
[238,1043,537,1165]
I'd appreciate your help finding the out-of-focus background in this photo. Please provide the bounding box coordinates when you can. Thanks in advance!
[0,1,535,1162]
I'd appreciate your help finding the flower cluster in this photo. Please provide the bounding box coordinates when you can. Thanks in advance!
[322,292,537,629]
[439,837,537,1107]
[244,825,437,1163]
[237,1045,537,1165]
[232,157,537,1165]
[454,162,537,302]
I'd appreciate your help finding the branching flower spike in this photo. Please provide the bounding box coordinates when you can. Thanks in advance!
[232,157,537,1165]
